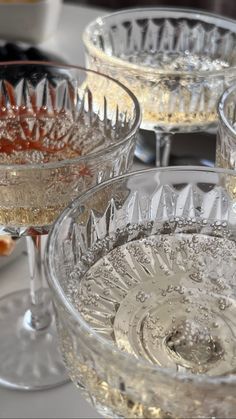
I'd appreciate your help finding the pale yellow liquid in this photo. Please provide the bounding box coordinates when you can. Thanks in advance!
[0,111,115,228]
[90,51,228,129]
[0,205,65,228]
[142,108,217,129]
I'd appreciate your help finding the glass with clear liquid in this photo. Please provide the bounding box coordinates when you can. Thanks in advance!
[46,167,236,418]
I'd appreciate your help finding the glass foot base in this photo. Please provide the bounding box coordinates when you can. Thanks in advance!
[0,289,69,390]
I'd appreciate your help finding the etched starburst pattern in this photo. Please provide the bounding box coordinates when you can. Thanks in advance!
[60,171,234,278]
[0,64,139,234]
[48,168,236,419]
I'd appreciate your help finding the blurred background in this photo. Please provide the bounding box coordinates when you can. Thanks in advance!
[65,0,235,18]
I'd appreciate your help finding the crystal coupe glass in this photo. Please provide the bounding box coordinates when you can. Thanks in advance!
[0,62,140,390]
[83,8,236,166]
[46,167,236,419]
[216,83,236,170]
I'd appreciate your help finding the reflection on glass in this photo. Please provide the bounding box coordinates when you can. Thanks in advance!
[0,62,140,390]
[47,167,236,418]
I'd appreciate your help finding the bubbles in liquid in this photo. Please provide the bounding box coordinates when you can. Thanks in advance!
[0,108,117,165]
[120,50,230,72]
[70,233,236,377]
[136,291,150,303]
[165,320,224,371]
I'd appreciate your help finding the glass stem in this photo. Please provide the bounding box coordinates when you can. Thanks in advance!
[154,131,172,167]
[25,235,51,331]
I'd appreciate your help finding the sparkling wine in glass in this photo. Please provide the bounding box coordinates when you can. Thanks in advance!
[0,61,140,390]
[46,167,236,418]
[83,8,236,166]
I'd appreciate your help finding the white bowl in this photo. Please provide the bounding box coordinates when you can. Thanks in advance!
[0,0,62,44]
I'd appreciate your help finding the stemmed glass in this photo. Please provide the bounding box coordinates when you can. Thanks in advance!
[216,83,236,169]
[83,7,236,166]
[46,167,236,419]
[0,61,140,390]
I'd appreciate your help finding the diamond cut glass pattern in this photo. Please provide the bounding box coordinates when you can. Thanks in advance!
[84,8,236,166]
[0,62,140,391]
[0,63,140,235]
[84,9,236,132]
[47,167,236,418]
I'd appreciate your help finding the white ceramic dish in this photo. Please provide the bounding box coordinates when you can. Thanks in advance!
[0,0,62,44]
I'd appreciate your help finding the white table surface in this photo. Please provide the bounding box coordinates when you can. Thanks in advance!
[0,3,146,418]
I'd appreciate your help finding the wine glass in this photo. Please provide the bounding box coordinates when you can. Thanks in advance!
[216,83,236,170]
[83,7,236,166]
[46,166,236,418]
[0,61,140,390]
